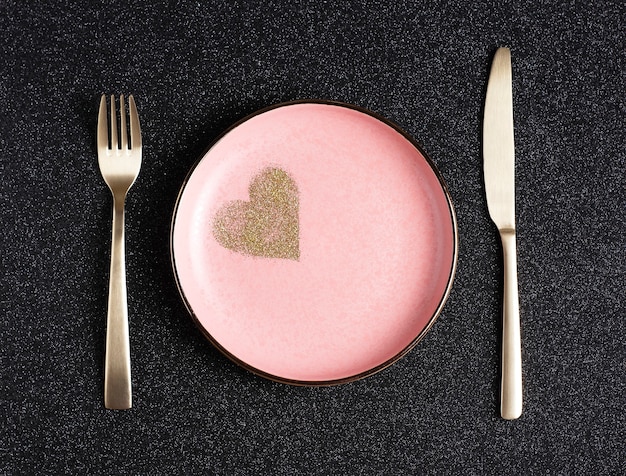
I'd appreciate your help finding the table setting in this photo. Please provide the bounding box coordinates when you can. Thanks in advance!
[2,1,625,474]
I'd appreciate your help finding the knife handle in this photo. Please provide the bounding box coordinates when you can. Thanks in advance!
[500,229,522,419]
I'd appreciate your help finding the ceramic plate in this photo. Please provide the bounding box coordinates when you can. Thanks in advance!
[171,100,457,385]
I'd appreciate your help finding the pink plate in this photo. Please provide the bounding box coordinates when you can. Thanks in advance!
[171,101,457,385]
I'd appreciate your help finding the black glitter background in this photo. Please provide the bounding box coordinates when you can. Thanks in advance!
[1,1,625,474]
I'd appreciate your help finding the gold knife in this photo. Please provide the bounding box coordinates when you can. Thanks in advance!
[483,47,522,420]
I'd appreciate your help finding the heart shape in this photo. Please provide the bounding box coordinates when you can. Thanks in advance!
[212,167,300,260]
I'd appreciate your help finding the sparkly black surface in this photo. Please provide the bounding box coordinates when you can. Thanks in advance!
[1,1,625,474]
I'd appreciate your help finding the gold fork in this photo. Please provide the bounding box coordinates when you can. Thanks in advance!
[97,94,142,409]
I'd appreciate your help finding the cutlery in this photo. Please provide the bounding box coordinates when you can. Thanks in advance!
[483,48,522,420]
[97,94,142,409]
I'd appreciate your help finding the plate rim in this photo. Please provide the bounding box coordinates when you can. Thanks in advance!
[170,99,459,386]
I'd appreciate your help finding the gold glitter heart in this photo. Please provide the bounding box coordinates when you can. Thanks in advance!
[212,167,300,260]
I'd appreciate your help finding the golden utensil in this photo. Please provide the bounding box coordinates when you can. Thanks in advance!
[483,48,522,420]
[97,94,142,409]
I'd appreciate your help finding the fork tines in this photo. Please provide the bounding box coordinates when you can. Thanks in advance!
[98,94,141,152]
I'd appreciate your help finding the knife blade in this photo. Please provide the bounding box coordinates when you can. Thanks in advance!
[483,47,522,420]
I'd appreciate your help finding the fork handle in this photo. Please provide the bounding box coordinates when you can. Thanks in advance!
[500,229,522,419]
[104,197,132,409]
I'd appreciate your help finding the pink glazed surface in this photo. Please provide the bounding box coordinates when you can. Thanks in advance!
[172,102,456,383]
